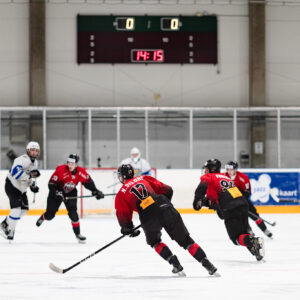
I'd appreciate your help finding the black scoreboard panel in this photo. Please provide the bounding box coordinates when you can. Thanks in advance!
[77,15,217,64]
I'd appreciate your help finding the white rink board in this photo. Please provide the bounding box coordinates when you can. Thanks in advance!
[1,169,300,212]
[0,169,200,211]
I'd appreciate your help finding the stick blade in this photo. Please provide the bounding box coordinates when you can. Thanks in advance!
[49,262,64,274]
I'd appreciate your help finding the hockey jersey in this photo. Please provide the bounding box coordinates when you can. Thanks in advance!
[7,154,38,194]
[120,157,153,176]
[195,172,246,212]
[115,175,172,227]
[49,164,96,194]
[224,171,251,196]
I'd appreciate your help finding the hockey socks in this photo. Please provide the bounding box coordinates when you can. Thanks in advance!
[71,221,86,243]
[188,243,206,262]
[154,242,173,261]
[255,218,268,232]
[238,234,251,247]
[72,221,81,235]
[7,208,21,232]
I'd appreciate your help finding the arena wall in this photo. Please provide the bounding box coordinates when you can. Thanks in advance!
[0,169,299,216]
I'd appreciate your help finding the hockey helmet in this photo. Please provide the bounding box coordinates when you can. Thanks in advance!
[118,164,134,183]
[225,160,238,170]
[204,159,221,173]
[130,147,140,163]
[26,141,40,159]
[67,154,79,164]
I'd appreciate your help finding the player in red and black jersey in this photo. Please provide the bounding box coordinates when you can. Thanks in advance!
[225,161,273,238]
[115,164,218,276]
[35,154,104,243]
[193,159,265,261]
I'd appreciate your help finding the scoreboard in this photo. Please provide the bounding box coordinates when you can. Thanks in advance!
[77,15,218,64]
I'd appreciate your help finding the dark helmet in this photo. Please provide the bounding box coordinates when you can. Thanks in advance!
[204,159,221,173]
[225,160,238,170]
[118,164,134,183]
[67,154,79,164]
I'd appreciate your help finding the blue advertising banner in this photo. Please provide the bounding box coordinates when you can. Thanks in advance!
[245,172,300,206]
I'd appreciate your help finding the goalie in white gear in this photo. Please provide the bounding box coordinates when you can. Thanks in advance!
[120,147,153,177]
[0,141,41,241]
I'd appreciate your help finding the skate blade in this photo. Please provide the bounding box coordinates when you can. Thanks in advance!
[176,271,186,277]
[212,272,221,277]
[77,239,86,244]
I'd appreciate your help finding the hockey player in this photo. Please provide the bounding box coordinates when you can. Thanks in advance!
[115,164,218,276]
[35,154,104,243]
[0,141,41,241]
[120,147,153,176]
[225,161,273,238]
[193,159,265,261]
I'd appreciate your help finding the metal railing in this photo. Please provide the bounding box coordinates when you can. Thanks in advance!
[1,106,300,169]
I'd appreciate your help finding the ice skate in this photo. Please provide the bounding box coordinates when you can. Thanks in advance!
[169,255,186,276]
[0,218,9,239]
[76,234,86,244]
[263,229,273,239]
[36,215,44,227]
[201,257,219,276]
[248,236,265,261]
[7,230,14,243]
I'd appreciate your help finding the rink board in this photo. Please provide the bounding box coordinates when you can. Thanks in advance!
[0,168,299,215]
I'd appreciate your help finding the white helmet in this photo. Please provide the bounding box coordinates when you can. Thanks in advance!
[26,141,40,159]
[130,147,140,163]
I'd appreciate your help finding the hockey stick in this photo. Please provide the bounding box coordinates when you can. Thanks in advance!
[31,180,37,204]
[49,225,141,274]
[248,211,276,227]
[65,193,117,200]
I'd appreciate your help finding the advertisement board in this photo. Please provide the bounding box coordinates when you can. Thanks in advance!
[245,171,300,206]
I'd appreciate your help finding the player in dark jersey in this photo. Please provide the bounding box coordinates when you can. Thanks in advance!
[225,161,273,238]
[115,164,218,276]
[35,154,104,243]
[193,159,265,261]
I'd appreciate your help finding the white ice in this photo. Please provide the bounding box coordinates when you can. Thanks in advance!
[0,214,300,300]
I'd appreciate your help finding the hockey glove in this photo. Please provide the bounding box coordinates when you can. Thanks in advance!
[193,199,202,211]
[29,169,41,178]
[55,190,65,201]
[30,184,39,193]
[121,226,141,238]
[202,197,210,207]
[92,189,104,200]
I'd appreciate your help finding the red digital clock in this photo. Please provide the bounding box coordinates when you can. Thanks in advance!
[131,49,164,63]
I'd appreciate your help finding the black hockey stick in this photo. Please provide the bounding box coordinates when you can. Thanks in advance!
[248,211,276,227]
[65,193,117,200]
[49,225,141,274]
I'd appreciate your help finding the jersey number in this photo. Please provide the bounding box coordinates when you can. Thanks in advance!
[130,183,148,200]
[220,179,233,192]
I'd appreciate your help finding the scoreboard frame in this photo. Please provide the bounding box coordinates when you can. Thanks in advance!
[77,14,218,64]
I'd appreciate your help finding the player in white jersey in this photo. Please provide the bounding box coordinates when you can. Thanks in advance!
[0,141,41,241]
[120,147,153,177]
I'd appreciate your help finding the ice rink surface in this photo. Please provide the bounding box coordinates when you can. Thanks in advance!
[0,213,299,300]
